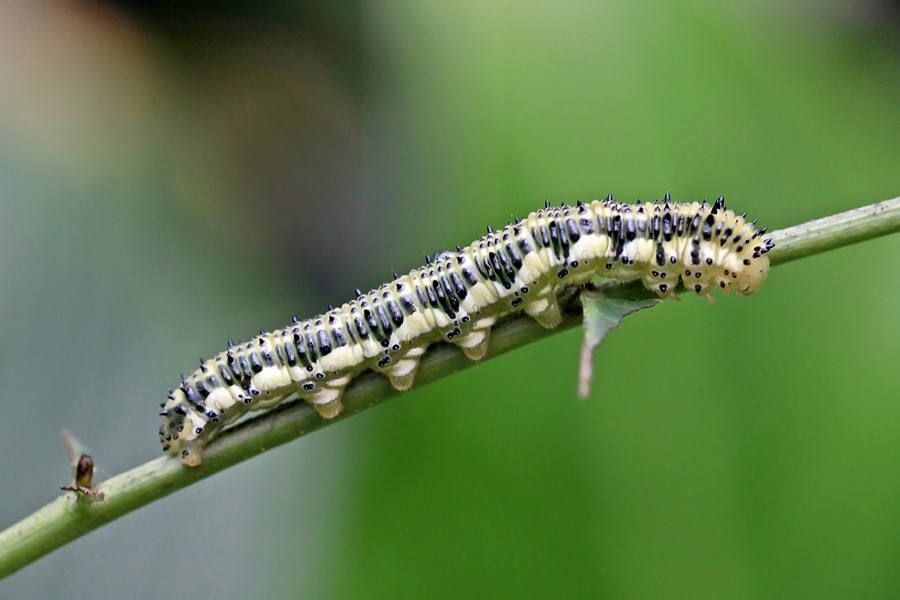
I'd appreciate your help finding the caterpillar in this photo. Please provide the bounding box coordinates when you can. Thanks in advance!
[159,194,773,466]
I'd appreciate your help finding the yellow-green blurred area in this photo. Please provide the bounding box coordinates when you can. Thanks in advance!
[1,0,899,597]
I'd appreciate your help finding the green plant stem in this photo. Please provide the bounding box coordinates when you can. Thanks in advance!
[1,197,898,579]
[765,197,900,266]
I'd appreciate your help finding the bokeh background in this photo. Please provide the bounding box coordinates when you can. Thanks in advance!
[1,1,899,598]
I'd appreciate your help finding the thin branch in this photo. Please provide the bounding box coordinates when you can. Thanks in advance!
[1,197,898,579]
[765,197,900,266]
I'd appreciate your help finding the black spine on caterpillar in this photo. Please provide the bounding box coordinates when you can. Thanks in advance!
[159,196,773,466]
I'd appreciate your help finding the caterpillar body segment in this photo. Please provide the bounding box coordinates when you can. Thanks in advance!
[160,195,773,466]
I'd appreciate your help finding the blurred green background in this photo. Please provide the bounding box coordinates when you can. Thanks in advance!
[1,1,899,598]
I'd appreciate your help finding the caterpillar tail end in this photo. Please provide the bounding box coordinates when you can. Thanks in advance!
[179,446,204,467]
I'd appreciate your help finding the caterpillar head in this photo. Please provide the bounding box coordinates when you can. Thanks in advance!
[733,255,770,295]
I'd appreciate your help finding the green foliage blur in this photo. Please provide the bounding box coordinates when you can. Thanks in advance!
[1,1,898,598]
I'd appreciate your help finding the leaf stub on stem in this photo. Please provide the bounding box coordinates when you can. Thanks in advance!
[579,290,660,398]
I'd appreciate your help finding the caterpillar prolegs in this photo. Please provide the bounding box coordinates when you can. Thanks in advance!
[159,195,773,466]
